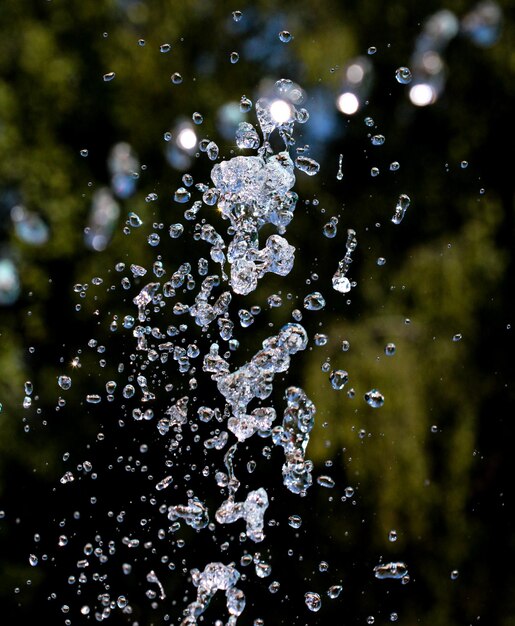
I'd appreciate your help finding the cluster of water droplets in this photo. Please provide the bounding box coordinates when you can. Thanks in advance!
[20,68,419,623]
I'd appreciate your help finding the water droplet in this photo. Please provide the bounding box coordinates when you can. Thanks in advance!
[390,161,400,171]
[206,141,219,161]
[137,38,145,46]
[171,72,183,84]
[317,475,335,488]
[169,223,184,238]
[341,340,350,351]
[373,562,408,579]
[330,370,349,390]
[278,30,293,43]
[174,188,191,203]
[123,384,135,399]
[232,10,242,21]
[395,67,412,84]
[128,212,143,227]
[268,580,280,593]
[304,591,322,612]
[230,52,240,64]
[303,291,326,311]
[103,72,116,82]
[371,134,385,146]
[377,257,386,266]
[460,160,468,169]
[80,149,88,157]
[364,389,384,408]
[86,394,101,404]
[367,46,377,54]
[390,613,399,622]
[385,342,396,356]
[288,514,302,529]
[192,112,204,125]
[452,333,462,342]
[29,554,38,567]
[391,194,410,224]
[388,529,398,542]
[58,376,72,391]
[371,166,380,177]
[367,617,375,625]
[323,218,338,238]
[147,233,160,247]
[240,95,252,112]
[327,584,342,598]
[451,569,459,580]
[314,333,328,346]
[332,272,351,294]
[295,156,320,176]
[336,153,343,180]
[319,561,329,572]
[235,122,260,149]
[160,43,171,53]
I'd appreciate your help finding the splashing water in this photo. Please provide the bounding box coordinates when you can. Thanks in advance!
[25,66,414,625]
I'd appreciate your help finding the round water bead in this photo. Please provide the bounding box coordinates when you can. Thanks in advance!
[230,52,240,64]
[304,592,322,612]
[364,388,384,408]
[395,66,412,84]
[385,342,396,356]
[288,515,302,529]
[240,95,252,112]
[330,369,349,390]
[279,30,293,42]
[58,376,72,390]
[192,112,203,125]
[304,291,326,311]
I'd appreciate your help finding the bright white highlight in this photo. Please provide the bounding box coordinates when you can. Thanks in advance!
[177,127,197,150]
[337,92,360,115]
[270,99,293,124]
[409,83,436,107]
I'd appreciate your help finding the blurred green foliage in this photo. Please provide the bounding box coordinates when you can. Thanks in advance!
[1,0,514,624]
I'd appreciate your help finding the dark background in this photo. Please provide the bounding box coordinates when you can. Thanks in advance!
[1,0,514,624]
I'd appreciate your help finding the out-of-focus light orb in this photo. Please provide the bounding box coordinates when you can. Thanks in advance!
[337,92,360,115]
[0,258,20,306]
[177,127,197,150]
[270,99,292,124]
[346,63,365,84]
[422,51,444,74]
[409,83,436,106]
